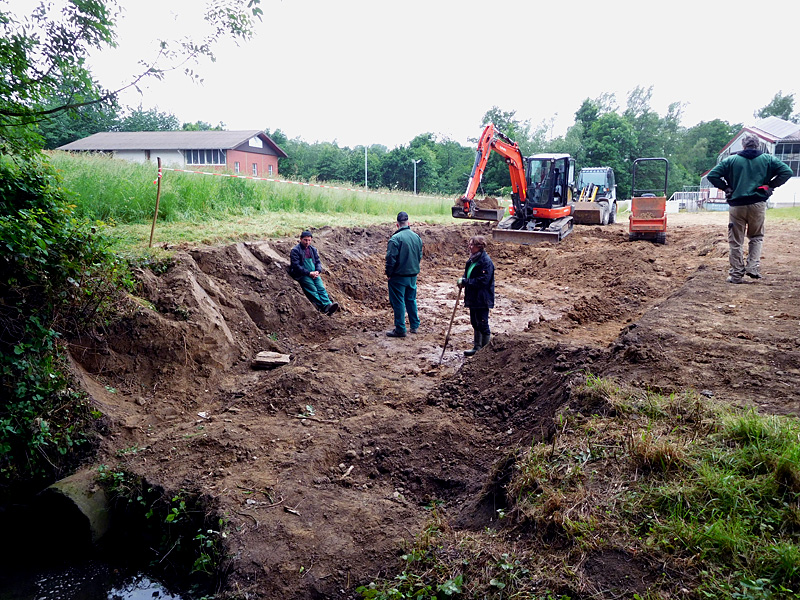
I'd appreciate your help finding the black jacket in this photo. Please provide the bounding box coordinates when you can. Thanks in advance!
[463,251,495,309]
[288,243,322,279]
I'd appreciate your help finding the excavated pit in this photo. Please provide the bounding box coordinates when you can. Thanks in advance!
[66,214,800,599]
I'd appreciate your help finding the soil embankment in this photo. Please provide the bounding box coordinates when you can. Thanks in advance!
[68,213,800,599]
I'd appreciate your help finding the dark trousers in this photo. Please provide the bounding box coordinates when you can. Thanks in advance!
[387,275,420,333]
[469,307,490,336]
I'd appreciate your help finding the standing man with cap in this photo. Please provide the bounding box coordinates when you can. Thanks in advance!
[385,211,423,337]
[707,133,792,283]
[288,231,339,316]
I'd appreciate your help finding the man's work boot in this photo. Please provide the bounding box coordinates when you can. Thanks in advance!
[746,271,762,279]
[386,329,406,338]
[409,328,419,334]
[481,333,491,349]
[326,302,339,316]
[727,276,743,284]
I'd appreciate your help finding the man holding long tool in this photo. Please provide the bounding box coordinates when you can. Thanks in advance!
[458,235,494,356]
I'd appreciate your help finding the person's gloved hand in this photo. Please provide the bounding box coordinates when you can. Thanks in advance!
[758,185,773,197]
[457,277,464,289]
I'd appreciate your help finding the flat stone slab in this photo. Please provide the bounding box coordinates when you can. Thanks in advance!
[251,351,291,369]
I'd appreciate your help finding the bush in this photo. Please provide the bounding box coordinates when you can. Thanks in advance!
[0,152,127,493]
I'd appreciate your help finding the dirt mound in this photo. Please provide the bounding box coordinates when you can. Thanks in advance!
[69,214,800,599]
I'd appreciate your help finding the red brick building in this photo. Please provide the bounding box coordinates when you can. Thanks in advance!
[57,130,288,177]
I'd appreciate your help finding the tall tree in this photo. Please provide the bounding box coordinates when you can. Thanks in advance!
[0,0,262,155]
[118,105,179,131]
[575,99,600,129]
[678,119,740,176]
[755,91,798,123]
[37,92,119,149]
[315,142,348,182]
[182,120,224,131]
[583,112,637,198]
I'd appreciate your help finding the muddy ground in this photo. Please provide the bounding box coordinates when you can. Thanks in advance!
[68,212,800,599]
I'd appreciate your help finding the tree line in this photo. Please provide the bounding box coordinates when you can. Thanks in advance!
[266,90,797,199]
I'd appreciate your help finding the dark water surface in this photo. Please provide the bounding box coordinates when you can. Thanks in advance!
[0,560,186,600]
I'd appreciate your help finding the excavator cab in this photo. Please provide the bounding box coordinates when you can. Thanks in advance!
[524,155,574,209]
[494,154,576,244]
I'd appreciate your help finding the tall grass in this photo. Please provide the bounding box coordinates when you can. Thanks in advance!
[48,151,455,225]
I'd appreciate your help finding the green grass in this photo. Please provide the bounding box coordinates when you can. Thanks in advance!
[769,206,800,221]
[48,151,459,250]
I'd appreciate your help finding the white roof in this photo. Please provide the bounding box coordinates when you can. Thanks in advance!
[57,130,288,156]
[749,116,800,142]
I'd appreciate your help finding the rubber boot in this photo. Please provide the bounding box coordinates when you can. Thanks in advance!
[464,331,480,357]
[481,332,491,350]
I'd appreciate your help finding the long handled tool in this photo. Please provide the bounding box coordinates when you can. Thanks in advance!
[439,286,463,364]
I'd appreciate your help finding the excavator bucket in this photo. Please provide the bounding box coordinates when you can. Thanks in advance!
[451,205,505,221]
[451,196,506,222]
[572,202,605,225]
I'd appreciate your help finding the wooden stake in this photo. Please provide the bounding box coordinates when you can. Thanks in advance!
[149,157,163,248]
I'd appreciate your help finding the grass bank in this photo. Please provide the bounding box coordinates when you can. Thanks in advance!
[360,376,800,600]
[48,152,459,250]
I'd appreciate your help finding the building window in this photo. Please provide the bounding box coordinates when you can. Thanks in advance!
[252,163,258,176]
[185,149,227,165]
[268,164,274,175]
[775,144,800,176]
[234,162,240,173]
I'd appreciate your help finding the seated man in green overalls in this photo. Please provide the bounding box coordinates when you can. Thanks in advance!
[288,231,339,316]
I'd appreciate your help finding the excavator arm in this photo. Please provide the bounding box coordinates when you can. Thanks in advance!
[453,123,526,220]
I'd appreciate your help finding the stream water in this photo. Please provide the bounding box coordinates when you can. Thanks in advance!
[0,560,187,600]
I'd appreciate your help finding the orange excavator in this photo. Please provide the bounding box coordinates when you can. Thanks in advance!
[452,123,576,243]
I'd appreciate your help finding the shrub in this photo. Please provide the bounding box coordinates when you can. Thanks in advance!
[0,152,127,493]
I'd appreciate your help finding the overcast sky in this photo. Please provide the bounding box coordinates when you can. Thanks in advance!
[80,0,800,148]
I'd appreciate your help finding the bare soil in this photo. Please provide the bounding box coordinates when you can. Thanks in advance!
[68,212,800,599]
